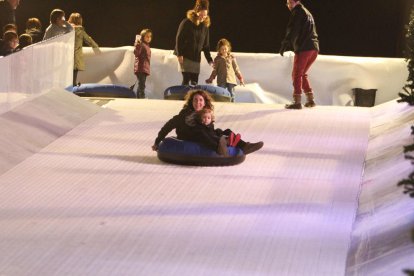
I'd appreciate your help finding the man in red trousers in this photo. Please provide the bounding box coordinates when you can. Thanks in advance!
[280,0,319,109]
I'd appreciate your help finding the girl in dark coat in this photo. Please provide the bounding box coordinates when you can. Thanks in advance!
[193,108,241,156]
[152,90,263,155]
[174,0,213,85]
[134,29,152,99]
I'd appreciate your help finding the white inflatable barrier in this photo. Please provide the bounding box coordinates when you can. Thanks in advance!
[79,47,408,106]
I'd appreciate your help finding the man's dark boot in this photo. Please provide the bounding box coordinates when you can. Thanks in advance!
[304,92,316,108]
[285,94,302,109]
[241,141,264,154]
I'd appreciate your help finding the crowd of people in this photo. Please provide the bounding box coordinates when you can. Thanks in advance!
[0,0,30,56]
[0,0,99,87]
[0,0,320,156]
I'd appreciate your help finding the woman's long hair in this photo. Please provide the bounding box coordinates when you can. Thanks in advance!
[68,13,83,26]
[183,90,214,111]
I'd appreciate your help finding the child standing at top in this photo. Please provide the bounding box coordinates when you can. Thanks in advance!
[206,38,244,102]
[68,13,99,87]
[134,29,152,99]
[194,108,241,156]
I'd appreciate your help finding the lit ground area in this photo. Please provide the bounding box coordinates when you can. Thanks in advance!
[0,91,412,275]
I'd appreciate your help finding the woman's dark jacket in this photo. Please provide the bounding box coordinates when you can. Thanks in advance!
[154,108,198,146]
[174,17,213,64]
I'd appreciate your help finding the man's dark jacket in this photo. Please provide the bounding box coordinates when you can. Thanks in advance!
[281,3,319,53]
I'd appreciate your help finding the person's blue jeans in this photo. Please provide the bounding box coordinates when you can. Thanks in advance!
[220,83,236,102]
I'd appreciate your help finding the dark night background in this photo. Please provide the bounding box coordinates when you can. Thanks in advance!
[14,0,414,57]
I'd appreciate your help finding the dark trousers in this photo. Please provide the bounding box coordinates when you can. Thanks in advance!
[73,70,79,86]
[137,73,147,98]
[182,72,199,86]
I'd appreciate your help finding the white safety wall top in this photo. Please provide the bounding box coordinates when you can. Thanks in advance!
[0,32,75,115]
[79,47,408,106]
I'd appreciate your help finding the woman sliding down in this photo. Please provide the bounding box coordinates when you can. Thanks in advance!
[152,90,264,155]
